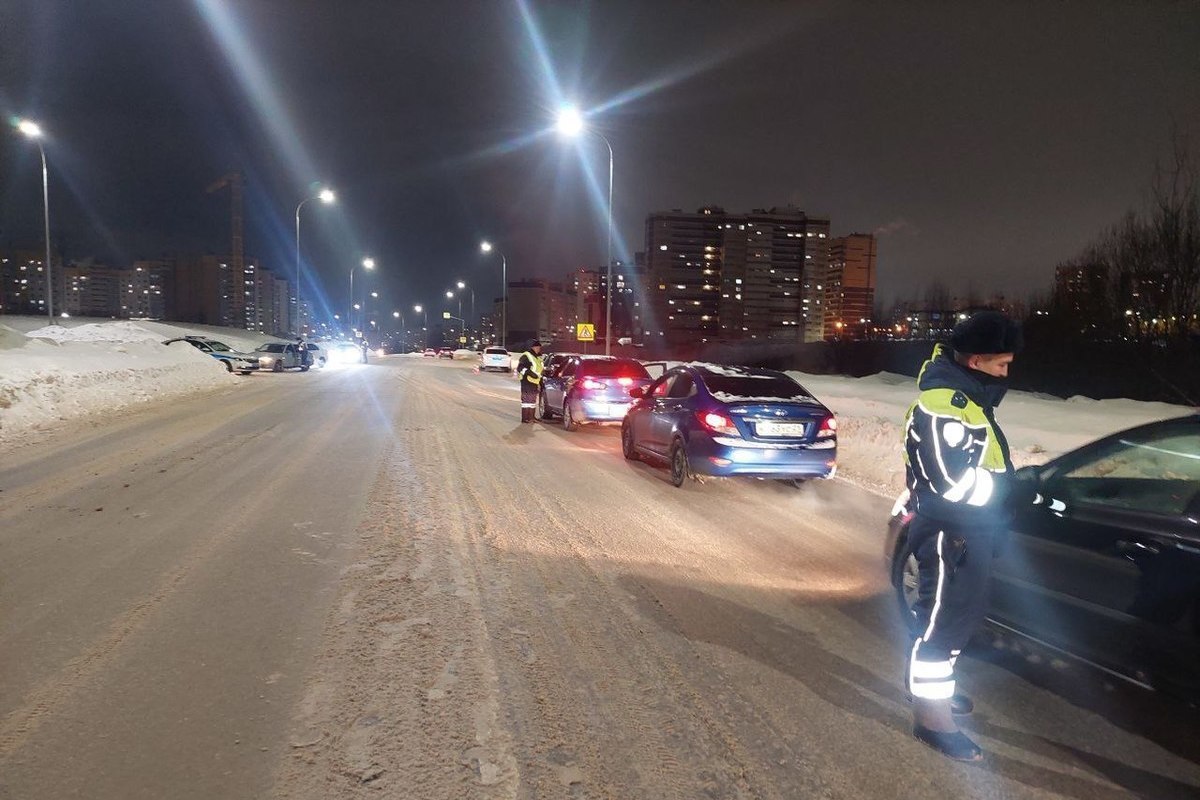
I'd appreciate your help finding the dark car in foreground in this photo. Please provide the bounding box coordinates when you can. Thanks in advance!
[885,414,1200,702]
[538,356,654,431]
[621,363,837,487]
[163,336,259,374]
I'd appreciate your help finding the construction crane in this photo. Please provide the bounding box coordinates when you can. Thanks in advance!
[206,172,247,327]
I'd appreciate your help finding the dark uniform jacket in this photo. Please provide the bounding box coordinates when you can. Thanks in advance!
[903,344,1015,527]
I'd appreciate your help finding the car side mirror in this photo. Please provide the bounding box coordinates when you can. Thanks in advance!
[629,386,647,398]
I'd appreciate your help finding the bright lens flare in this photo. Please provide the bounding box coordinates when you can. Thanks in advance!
[480,240,493,253]
[362,257,375,269]
[319,188,335,204]
[556,106,584,137]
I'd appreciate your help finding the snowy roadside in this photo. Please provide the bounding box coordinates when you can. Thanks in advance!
[0,318,268,448]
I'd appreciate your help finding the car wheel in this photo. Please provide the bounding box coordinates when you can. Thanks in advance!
[239,371,253,375]
[300,365,310,372]
[537,391,553,420]
[272,360,283,372]
[562,394,578,431]
[621,420,639,461]
[223,360,233,373]
[669,438,689,487]
[892,533,924,635]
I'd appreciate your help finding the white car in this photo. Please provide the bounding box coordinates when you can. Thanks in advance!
[480,347,511,372]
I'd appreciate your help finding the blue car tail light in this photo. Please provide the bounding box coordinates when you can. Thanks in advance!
[696,410,741,438]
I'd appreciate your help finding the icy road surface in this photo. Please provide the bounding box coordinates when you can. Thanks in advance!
[1,357,1197,799]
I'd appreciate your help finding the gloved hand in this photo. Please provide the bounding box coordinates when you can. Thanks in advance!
[1005,477,1066,512]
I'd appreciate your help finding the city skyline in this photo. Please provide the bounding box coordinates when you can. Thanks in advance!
[1,1,1198,316]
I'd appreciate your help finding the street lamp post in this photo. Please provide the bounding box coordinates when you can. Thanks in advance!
[456,280,474,327]
[557,106,615,355]
[16,120,53,324]
[351,257,374,336]
[480,241,506,348]
[295,187,335,335]
[414,304,427,346]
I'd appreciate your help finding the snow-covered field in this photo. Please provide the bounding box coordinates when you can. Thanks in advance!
[1,317,1193,497]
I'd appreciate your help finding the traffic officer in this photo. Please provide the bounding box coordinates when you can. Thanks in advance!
[515,340,544,423]
[900,310,1037,761]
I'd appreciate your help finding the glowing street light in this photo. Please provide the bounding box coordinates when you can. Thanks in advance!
[556,106,584,137]
[15,118,54,324]
[296,186,336,334]
[556,105,615,355]
[480,241,506,347]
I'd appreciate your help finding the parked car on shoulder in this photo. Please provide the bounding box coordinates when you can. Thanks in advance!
[163,336,259,375]
[621,363,837,487]
[253,342,309,372]
[538,356,654,431]
[480,346,511,372]
[437,348,454,359]
[885,414,1200,703]
[422,348,437,358]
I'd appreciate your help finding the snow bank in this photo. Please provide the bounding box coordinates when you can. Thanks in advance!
[0,318,238,447]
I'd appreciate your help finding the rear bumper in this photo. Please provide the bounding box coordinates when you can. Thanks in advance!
[687,436,837,479]
[575,398,634,423]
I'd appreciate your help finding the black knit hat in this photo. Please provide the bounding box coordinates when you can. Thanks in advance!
[950,311,1023,355]
[529,339,543,348]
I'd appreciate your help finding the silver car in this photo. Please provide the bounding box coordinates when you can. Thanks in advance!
[254,342,309,372]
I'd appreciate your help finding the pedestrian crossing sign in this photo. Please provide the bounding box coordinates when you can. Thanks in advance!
[577,323,595,342]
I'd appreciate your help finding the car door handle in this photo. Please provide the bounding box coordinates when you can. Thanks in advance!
[1116,539,1160,556]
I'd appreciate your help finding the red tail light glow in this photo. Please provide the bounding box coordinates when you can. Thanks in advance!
[617,377,633,387]
[696,410,740,437]
[581,378,607,390]
[817,415,837,438]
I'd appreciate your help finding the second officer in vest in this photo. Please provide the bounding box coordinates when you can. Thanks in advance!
[515,340,544,423]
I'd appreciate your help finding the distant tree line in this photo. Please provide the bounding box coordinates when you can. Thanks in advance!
[1049,135,1200,343]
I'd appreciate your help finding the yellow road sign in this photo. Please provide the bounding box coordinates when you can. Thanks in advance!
[576,323,595,342]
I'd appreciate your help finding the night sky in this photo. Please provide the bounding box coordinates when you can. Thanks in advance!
[2,0,1198,319]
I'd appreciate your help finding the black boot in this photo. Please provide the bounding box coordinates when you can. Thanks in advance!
[912,725,983,762]
[912,698,982,762]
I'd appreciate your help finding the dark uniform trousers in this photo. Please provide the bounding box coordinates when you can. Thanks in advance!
[520,381,538,422]
[907,514,997,701]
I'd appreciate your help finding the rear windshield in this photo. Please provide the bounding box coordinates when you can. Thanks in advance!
[257,343,284,353]
[699,370,812,401]
[579,359,650,379]
[485,348,507,355]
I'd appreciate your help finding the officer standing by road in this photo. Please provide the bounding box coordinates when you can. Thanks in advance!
[515,340,544,423]
[900,310,1046,761]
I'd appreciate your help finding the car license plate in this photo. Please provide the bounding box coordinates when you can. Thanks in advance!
[755,420,807,437]
[607,403,630,417]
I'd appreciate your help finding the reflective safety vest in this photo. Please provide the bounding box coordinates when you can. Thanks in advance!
[519,352,544,384]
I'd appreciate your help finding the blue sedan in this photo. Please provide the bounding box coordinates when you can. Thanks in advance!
[621,363,837,487]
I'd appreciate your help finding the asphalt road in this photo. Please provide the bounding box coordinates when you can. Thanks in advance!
[1,356,1196,799]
